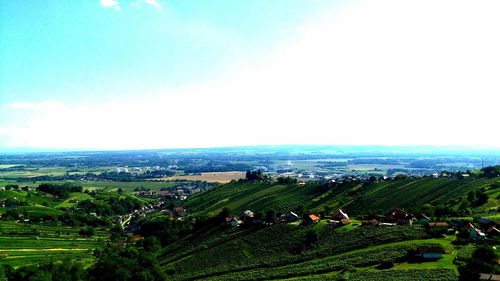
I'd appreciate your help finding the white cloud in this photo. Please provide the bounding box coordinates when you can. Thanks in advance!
[144,0,161,9]
[101,0,120,11]
[3,101,66,111]
[2,0,500,150]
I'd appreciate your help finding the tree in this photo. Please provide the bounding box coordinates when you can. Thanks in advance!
[79,227,95,237]
[459,246,499,281]
[89,245,166,281]
[265,209,276,224]
[218,207,232,220]
[245,170,266,181]
[472,246,498,264]
[305,230,319,246]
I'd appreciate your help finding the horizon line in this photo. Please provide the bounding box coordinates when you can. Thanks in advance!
[1,144,500,155]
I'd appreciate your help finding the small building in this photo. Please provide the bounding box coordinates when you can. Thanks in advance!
[331,209,349,220]
[340,218,351,225]
[469,225,486,240]
[173,207,186,217]
[282,211,299,222]
[225,217,239,227]
[362,219,379,226]
[304,214,320,224]
[328,218,350,226]
[449,220,466,229]
[478,218,496,230]
[487,226,500,237]
[242,210,255,219]
[415,214,431,225]
[133,235,144,241]
[479,273,500,281]
[386,209,413,225]
[427,222,449,229]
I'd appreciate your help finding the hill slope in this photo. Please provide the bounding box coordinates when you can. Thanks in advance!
[159,176,500,280]
[184,177,500,217]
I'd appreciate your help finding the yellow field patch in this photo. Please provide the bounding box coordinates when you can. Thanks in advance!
[157,171,246,183]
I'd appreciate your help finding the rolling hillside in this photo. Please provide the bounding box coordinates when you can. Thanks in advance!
[158,176,500,280]
[184,177,500,217]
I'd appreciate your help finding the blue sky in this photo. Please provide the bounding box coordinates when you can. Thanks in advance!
[1,0,500,150]
[0,0,332,104]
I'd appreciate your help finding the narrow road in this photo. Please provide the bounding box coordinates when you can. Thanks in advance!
[121,214,132,229]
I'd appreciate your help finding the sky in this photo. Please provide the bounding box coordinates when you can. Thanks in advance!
[1,0,500,151]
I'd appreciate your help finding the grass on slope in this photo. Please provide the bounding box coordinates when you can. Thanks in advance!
[161,224,430,280]
[0,221,108,267]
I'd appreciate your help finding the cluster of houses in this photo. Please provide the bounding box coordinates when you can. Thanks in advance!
[269,169,480,187]
[224,209,352,228]
[137,185,209,201]
[465,218,499,240]
[115,165,173,174]
[358,209,499,241]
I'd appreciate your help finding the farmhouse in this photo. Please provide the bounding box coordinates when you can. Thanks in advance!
[331,209,349,220]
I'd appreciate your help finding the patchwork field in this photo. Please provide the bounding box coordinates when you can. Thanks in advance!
[159,171,246,183]
[0,221,108,267]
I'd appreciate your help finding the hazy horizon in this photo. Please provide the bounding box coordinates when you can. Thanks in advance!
[2,0,500,150]
[2,144,500,155]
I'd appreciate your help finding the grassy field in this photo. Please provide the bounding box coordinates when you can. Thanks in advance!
[0,179,182,192]
[79,180,181,192]
[55,192,94,208]
[0,221,108,267]
[158,171,246,183]
[0,166,109,179]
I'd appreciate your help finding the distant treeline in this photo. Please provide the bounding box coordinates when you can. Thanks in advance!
[38,183,82,198]
[13,170,175,182]
[182,161,252,174]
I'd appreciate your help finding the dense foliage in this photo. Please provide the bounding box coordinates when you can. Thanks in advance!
[37,183,83,199]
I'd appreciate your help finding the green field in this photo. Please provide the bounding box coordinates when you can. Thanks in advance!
[159,221,468,281]
[0,221,108,267]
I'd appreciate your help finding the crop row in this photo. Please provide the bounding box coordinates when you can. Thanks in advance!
[165,225,429,280]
